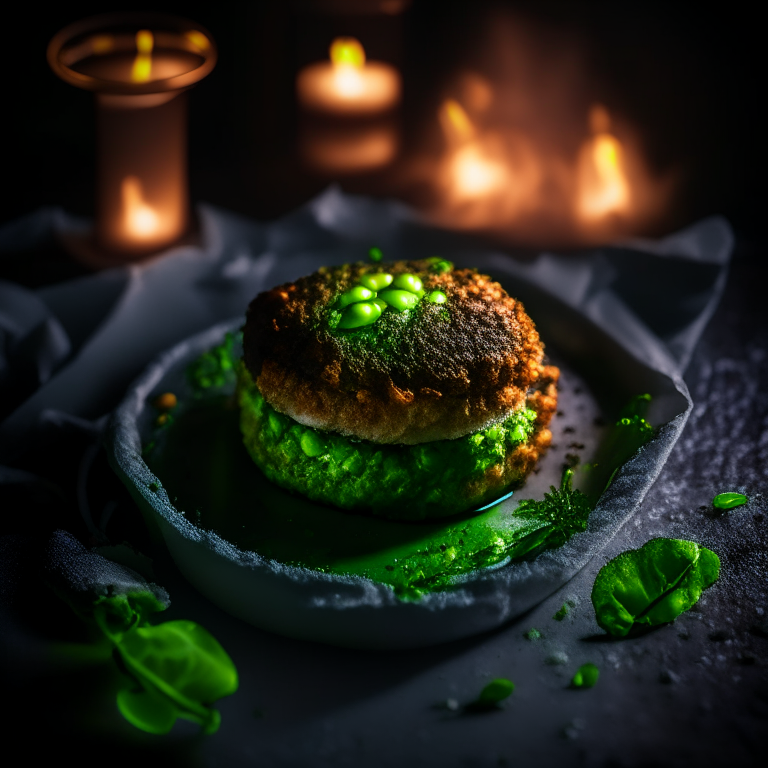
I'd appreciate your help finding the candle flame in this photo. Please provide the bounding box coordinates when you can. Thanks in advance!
[122,176,159,238]
[439,99,475,142]
[330,38,365,68]
[578,104,631,220]
[131,30,154,83]
[329,38,366,98]
[452,144,504,196]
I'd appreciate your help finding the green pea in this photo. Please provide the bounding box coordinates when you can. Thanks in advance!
[392,273,423,294]
[571,663,599,689]
[427,290,447,304]
[377,289,419,312]
[337,301,382,328]
[368,246,383,263]
[268,412,284,437]
[359,273,394,291]
[337,285,374,309]
[426,257,453,274]
[300,431,325,457]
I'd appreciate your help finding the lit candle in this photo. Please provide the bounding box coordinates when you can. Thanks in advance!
[439,99,505,199]
[48,14,216,260]
[297,38,400,175]
[577,104,631,221]
[296,38,401,117]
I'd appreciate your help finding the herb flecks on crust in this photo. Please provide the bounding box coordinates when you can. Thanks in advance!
[243,260,551,445]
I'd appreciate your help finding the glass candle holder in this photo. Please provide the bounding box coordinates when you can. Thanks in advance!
[48,13,216,260]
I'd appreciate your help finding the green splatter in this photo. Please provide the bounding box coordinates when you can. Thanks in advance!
[571,663,599,689]
[187,331,239,394]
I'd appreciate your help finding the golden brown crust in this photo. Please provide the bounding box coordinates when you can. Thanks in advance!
[243,260,554,444]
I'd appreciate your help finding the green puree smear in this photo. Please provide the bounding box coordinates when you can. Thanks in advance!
[153,335,658,599]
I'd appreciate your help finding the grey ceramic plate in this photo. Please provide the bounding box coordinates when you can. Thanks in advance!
[107,272,690,649]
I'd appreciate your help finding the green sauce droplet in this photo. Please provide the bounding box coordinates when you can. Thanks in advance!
[392,273,423,294]
[337,301,382,328]
[712,492,748,510]
[377,289,419,312]
[427,290,447,304]
[359,273,394,291]
[338,285,374,309]
[368,247,383,263]
[571,663,599,689]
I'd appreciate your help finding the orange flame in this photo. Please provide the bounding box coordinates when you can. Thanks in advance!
[131,30,154,83]
[578,105,631,220]
[122,176,158,238]
[330,38,365,68]
[451,144,505,197]
[329,37,366,98]
[439,99,475,143]
[438,98,505,199]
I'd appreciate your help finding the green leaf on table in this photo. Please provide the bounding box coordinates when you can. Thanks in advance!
[591,538,720,637]
[116,620,238,734]
[117,687,179,735]
[92,591,168,643]
[712,492,748,510]
[571,663,599,689]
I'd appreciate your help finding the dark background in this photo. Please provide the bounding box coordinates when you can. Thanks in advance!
[1,0,765,246]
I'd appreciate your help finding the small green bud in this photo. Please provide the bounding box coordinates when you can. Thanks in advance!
[359,273,394,291]
[337,285,374,309]
[427,290,447,304]
[337,301,382,328]
[377,289,419,312]
[368,247,383,263]
[392,273,423,294]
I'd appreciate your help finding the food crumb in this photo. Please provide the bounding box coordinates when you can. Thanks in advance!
[154,392,177,410]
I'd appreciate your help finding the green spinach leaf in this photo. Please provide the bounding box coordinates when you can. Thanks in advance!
[591,538,720,637]
[116,620,238,734]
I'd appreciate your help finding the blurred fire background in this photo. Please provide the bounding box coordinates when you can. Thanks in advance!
[2,0,764,252]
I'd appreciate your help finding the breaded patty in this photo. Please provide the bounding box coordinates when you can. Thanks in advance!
[243,260,551,444]
[237,361,558,519]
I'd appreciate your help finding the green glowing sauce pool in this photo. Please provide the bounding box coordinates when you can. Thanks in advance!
[145,335,653,598]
